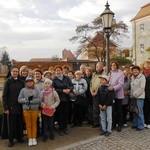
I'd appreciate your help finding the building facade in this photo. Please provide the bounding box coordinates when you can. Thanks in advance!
[131,3,150,66]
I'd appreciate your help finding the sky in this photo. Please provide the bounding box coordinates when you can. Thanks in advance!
[0,0,149,61]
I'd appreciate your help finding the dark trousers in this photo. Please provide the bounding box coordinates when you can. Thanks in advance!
[7,114,23,142]
[144,98,150,124]
[112,99,123,128]
[57,101,69,130]
[0,115,2,136]
[122,104,128,124]
[42,114,54,138]
[67,101,73,124]
[72,102,85,125]
[92,97,100,125]
[87,103,94,123]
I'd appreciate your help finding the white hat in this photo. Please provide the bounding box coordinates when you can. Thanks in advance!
[44,78,53,85]
[99,74,109,81]
[43,70,52,77]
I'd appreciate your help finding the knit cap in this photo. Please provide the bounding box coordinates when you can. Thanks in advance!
[44,78,53,85]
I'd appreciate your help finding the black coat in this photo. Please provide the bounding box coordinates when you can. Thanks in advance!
[145,75,150,98]
[84,75,93,104]
[52,75,73,102]
[2,77,24,114]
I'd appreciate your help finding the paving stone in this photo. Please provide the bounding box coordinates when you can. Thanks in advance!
[56,127,150,150]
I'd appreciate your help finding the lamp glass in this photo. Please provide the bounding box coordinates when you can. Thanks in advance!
[102,13,113,28]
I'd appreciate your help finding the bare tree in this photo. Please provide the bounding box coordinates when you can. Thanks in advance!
[70,15,129,62]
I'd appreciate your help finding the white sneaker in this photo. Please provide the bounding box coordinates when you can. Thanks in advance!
[147,125,150,129]
[123,124,128,127]
[32,138,37,145]
[144,124,147,128]
[28,138,33,146]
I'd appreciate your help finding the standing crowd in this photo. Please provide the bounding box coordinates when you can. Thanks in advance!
[1,60,150,147]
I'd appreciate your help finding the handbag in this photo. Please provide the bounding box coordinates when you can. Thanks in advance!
[130,105,138,115]
[42,106,55,116]
[69,91,77,101]
[130,98,138,115]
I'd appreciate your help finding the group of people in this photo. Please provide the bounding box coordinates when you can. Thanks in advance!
[1,60,150,147]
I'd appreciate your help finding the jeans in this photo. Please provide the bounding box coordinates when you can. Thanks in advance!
[100,106,112,132]
[133,98,144,129]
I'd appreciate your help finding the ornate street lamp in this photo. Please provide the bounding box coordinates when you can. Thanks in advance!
[101,1,114,73]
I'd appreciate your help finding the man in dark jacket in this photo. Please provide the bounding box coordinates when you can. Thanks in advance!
[2,67,25,147]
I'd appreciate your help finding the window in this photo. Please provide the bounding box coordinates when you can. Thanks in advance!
[140,44,144,53]
[140,24,144,31]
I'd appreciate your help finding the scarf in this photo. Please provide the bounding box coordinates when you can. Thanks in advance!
[42,88,53,96]
[143,69,150,77]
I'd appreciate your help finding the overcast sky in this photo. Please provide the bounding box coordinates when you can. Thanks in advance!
[0,0,149,61]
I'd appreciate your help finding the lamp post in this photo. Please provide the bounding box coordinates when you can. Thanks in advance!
[101,1,114,73]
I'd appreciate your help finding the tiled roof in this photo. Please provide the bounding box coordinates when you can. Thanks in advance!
[130,2,150,21]
[29,58,52,62]
[63,50,76,59]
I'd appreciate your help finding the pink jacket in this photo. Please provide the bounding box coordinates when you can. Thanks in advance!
[109,69,124,99]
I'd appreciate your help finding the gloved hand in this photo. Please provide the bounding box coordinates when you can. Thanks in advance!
[28,95,33,101]
[25,100,30,105]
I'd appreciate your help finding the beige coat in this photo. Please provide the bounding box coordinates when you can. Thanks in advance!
[41,90,60,109]
[90,71,105,94]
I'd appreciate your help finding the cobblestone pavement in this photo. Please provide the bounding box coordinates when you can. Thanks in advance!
[1,124,150,150]
[56,127,150,150]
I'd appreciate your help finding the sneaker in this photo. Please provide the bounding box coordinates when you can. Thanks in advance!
[28,138,33,146]
[32,138,37,146]
[123,124,128,127]
[147,125,150,129]
[136,128,143,131]
[105,132,111,137]
[144,124,147,128]
[100,131,106,136]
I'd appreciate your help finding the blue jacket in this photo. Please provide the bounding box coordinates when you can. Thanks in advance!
[97,85,115,106]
